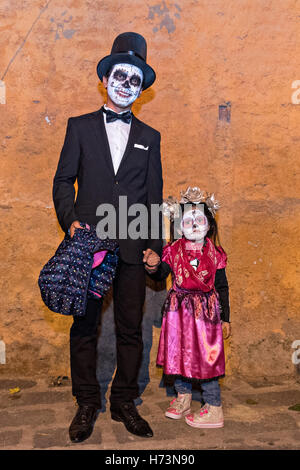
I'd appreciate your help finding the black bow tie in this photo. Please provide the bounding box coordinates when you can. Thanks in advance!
[102,107,132,124]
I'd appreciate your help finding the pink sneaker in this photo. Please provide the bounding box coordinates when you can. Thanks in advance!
[165,393,192,420]
[185,403,224,428]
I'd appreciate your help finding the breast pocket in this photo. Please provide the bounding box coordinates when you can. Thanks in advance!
[131,146,149,169]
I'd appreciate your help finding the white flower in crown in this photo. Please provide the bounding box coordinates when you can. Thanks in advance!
[179,186,221,216]
[163,187,221,220]
[179,186,206,204]
[162,196,180,221]
[205,192,221,216]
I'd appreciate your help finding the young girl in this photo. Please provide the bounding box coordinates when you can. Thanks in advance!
[146,187,231,428]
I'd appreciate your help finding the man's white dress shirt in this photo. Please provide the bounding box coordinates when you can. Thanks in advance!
[103,104,131,175]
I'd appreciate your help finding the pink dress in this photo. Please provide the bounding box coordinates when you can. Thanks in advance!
[156,237,227,381]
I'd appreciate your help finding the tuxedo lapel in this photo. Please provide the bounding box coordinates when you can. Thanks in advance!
[89,108,115,176]
[89,109,143,178]
[115,115,142,177]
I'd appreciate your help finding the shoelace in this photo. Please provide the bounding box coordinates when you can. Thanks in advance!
[199,405,209,416]
[169,396,189,411]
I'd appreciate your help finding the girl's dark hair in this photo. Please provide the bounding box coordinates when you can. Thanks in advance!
[170,202,221,250]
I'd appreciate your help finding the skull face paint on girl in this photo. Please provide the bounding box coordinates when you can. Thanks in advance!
[107,63,143,108]
[181,208,209,242]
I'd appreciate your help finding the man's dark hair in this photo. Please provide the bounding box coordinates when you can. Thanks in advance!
[105,66,113,79]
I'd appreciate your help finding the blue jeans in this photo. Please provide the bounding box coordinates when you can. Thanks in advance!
[174,377,221,407]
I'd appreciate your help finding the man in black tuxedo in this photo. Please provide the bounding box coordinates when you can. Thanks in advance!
[53,32,163,442]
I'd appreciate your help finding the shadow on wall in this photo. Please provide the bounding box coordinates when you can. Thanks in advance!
[96,275,166,412]
[96,274,205,412]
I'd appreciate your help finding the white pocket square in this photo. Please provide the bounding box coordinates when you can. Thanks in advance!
[134,143,149,150]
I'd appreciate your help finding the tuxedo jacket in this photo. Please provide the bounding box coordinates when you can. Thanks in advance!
[53,107,163,264]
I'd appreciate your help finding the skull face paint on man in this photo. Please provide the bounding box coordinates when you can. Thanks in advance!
[181,208,209,243]
[106,63,143,108]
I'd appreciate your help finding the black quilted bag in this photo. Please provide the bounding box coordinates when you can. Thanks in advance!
[38,224,118,316]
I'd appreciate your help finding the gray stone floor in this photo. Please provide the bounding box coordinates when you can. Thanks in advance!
[0,374,299,450]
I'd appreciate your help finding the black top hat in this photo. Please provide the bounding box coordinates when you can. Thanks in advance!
[97,32,156,90]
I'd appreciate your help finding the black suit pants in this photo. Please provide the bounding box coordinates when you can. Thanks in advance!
[70,259,146,408]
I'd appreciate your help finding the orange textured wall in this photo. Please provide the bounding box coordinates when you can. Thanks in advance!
[0,0,299,378]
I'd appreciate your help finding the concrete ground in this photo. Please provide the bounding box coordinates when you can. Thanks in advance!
[0,374,299,451]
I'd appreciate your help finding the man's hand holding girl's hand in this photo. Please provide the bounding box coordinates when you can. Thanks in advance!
[143,249,161,273]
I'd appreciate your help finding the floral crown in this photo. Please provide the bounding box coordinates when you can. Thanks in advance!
[162,186,221,221]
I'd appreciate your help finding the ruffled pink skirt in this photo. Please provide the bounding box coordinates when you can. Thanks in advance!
[156,287,225,380]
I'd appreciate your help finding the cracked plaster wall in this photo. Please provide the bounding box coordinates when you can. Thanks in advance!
[0,0,300,379]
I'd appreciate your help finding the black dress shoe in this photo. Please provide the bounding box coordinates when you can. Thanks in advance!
[69,405,98,443]
[111,401,153,438]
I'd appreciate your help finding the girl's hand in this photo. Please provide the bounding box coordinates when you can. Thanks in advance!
[222,322,231,339]
[143,249,161,273]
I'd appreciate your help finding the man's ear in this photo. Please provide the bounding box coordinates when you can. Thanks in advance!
[102,76,108,88]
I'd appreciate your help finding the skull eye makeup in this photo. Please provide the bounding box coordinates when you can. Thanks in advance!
[194,216,206,225]
[180,209,209,241]
[107,63,143,106]
[113,69,128,81]
[182,217,194,228]
[130,74,142,87]
[182,214,207,228]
